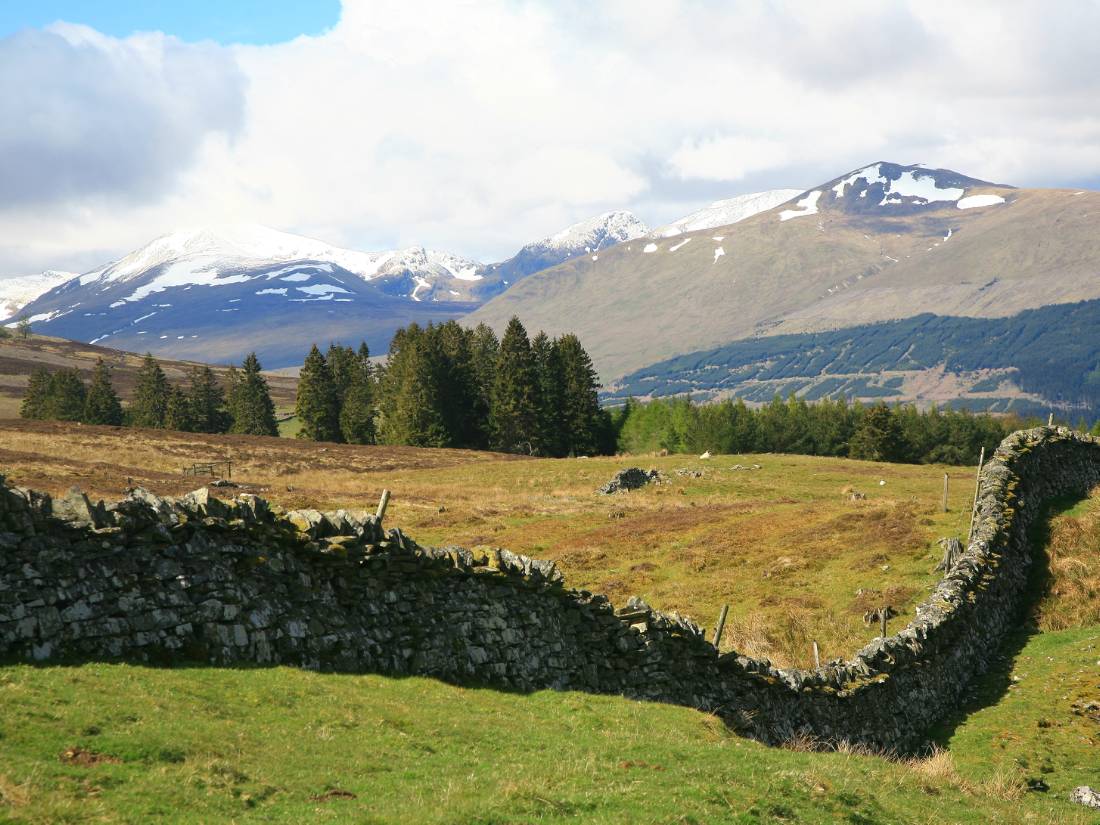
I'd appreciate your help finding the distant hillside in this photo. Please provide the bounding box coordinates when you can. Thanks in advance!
[605,299,1100,417]
[473,211,647,300]
[468,162,1100,381]
[0,270,77,319]
[0,335,298,419]
[13,216,646,368]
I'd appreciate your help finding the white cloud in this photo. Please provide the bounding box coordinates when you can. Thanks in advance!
[668,136,790,182]
[4,0,1100,275]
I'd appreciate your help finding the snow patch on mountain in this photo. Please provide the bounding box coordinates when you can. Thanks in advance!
[543,211,647,251]
[0,271,77,319]
[830,163,978,208]
[958,194,1006,209]
[779,191,822,221]
[654,189,802,237]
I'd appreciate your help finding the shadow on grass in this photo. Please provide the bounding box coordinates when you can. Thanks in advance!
[927,492,1081,749]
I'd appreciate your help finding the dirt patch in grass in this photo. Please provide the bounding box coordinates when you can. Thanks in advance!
[310,789,357,801]
[59,746,120,767]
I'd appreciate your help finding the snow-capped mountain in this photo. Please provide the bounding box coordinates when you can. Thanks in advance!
[365,247,484,302]
[803,162,1011,218]
[466,161,1047,380]
[475,211,647,299]
[72,224,483,304]
[651,189,803,238]
[0,271,77,320]
[14,213,647,366]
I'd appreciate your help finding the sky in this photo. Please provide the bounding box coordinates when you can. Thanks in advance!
[2,0,1100,276]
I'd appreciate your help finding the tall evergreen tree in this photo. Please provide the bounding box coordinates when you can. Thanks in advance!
[229,353,278,436]
[164,385,195,431]
[20,367,51,419]
[339,343,375,444]
[531,332,566,456]
[296,345,341,441]
[377,324,448,446]
[82,358,123,425]
[846,403,905,462]
[491,317,540,453]
[187,366,229,433]
[435,321,484,447]
[130,353,169,428]
[470,323,499,427]
[556,333,602,456]
[327,344,356,408]
[46,369,86,421]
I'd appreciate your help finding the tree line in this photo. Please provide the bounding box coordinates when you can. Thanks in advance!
[21,320,1074,466]
[293,317,614,455]
[612,395,1040,465]
[20,352,279,436]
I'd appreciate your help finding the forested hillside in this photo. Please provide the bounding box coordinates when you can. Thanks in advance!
[607,299,1100,415]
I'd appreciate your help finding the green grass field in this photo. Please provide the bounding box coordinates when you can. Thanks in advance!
[0,625,1097,823]
[0,434,1098,823]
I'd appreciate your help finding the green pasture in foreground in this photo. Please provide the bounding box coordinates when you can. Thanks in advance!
[0,624,1096,824]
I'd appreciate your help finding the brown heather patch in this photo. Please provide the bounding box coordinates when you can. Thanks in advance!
[1032,491,1100,631]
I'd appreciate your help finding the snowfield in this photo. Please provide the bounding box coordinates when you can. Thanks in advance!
[957,194,1007,209]
[779,191,822,221]
[653,189,801,237]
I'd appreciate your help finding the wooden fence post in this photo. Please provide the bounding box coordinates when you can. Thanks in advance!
[812,640,821,669]
[376,489,391,523]
[712,604,729,648]
[880,607,888,639]
[942,473,949,513]
[967,446,985,544]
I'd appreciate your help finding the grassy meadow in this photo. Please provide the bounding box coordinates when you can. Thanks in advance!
[0,420,1097,822]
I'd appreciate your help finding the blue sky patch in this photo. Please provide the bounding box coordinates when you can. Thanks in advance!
[0,0,341,45]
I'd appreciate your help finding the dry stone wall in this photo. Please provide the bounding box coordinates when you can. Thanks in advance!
[1,426,1096,751]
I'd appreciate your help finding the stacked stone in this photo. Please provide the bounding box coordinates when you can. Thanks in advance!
[2,426,1099,752]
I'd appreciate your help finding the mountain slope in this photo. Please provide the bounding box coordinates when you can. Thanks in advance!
[650,189,802,237]
[0,271,77,320]
[467,162,1100,381]
[13,214,649,367]
[474,211,647,299]
[0,333,298,418]
[605,299,1100,415]
[14,229,478,367]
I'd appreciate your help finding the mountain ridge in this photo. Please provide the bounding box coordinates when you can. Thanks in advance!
[467,162,1098,381]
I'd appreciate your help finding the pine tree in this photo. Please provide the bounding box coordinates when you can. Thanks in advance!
[164,385,194,431]
[531,332,566,456]
[187,366,229,433]
[491,317,540,453]
[130,353,169,428]
[296,345,341,441]
[849,403,904,462]
[470,323,499,430]
[46,368,86,421]
[556,333,602,456]
[327,344,356,408]
[20,367,52,419]
[82,358,123,425]
[228,353,278,436]
[339,343,375,444]
[435,321,483,447]
[377,324,448,446]
[16,317,30,340]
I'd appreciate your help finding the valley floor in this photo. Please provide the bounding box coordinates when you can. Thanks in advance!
[0,422,1097,822]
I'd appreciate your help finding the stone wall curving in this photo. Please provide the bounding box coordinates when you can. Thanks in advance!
[1,426,1097,751]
